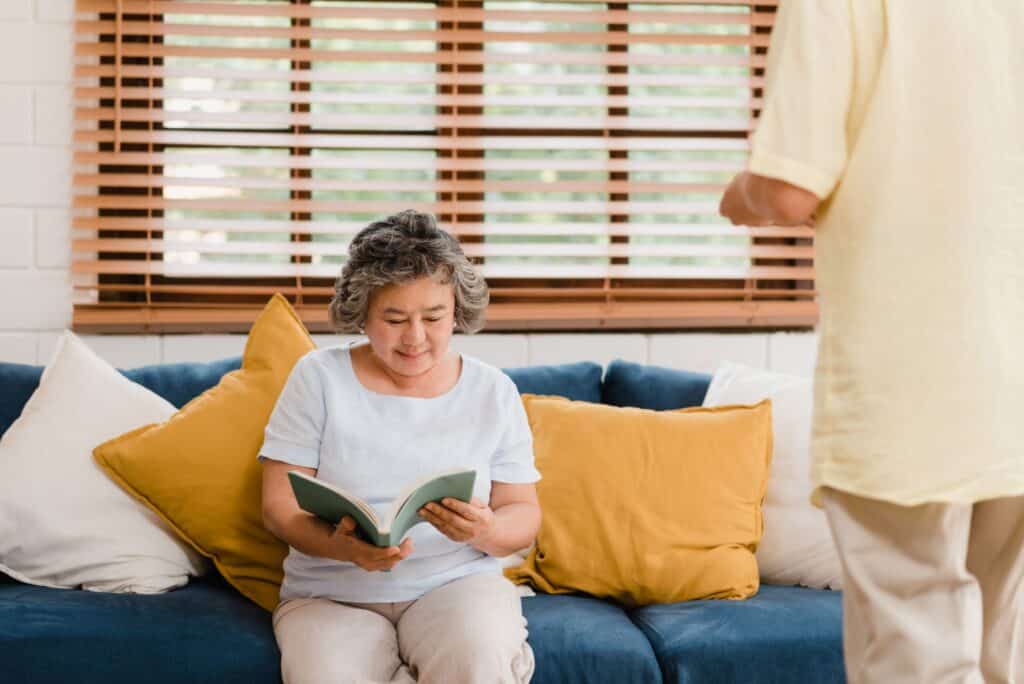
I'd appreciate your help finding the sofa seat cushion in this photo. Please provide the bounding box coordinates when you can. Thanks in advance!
[522,593,662,684]
[629,585,844,684]
[0,575,279,684]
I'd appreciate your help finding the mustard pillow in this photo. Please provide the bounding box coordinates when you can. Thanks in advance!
[94,294,315,612]
[505,395,773,607]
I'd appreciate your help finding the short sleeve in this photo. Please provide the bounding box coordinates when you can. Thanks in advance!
[259,353,324,469]
[490,377,542,484]
[749,0,855,199]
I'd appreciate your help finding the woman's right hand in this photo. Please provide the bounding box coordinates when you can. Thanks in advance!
[330,516,414,572]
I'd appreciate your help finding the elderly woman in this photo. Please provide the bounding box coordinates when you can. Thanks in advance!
[258,210,541,684]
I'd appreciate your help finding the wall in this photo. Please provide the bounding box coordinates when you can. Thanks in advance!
[0,0,74,358]
[0,1,818,376]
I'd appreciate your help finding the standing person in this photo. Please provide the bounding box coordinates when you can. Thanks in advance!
[719,2,1024,683]
[260,209,540,683]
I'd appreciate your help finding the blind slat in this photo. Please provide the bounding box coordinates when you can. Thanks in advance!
[74,238,811,261]
[75,43,767,68]
[75,21,773,48]
[73,217,812,240]
[77,0,777,15]
[77,87,761,110]
[73,260,812,281]
[74,174,733,195]
[75,64,765,88]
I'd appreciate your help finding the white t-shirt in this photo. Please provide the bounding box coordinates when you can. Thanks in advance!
[259,344,541,603]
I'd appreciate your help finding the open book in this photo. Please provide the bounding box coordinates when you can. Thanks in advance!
[287,468,477,548]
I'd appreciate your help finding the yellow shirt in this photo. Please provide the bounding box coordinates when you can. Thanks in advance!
[749,1,1024,506]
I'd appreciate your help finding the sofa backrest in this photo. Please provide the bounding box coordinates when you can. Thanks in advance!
[0,356,712,441]
[602,359,710,410]
[0,357,243,439]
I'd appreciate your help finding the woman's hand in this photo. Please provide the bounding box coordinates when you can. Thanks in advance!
[330,516,414,572]
[419,497,496,545]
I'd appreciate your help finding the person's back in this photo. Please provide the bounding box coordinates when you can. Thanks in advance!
[726,3,1024,682]
[753,0,1024,505]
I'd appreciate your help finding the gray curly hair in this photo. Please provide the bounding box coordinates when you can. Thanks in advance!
[329,210,489,334]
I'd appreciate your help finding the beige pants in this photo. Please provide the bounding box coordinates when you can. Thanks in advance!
[822,488,1024,684]
[272,571,534,684]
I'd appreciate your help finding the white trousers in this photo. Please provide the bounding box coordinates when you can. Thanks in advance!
[272,571,534,684]
[822,488,1024,683]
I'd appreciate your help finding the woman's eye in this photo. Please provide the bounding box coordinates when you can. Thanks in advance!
[425,318,442,323]
[386,320,405,325]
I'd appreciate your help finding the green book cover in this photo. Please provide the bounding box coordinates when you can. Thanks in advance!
[287,468,477,548]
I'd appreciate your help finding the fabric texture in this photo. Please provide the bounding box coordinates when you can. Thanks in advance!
[506,396,772,606]
[0,573,280,684]
[704,361,841,590]
[822,487,1024,684]
[630,584,843,684]
[751,1,1024,506]
[602,359,710,410]
[0,331,206,593]
[522,593,663,684]
[259,344,540,604]
[0,362,42,439]
[273,572,533,684]
[502,361,603,403]
[93,294,316,612]
[125,356,243,408]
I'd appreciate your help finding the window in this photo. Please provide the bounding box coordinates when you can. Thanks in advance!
[73,0,813,333]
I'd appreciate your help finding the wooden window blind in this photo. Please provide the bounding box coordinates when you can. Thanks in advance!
[72,0,815,333]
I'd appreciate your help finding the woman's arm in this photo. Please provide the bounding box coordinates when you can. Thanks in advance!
[261,457,412,572]
[420,481,541,558]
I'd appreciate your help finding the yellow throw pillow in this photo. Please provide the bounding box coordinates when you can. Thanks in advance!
[505,395,773,607]
[94,294,315,612]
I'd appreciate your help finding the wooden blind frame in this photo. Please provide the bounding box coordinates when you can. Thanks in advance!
[72,0,815,333]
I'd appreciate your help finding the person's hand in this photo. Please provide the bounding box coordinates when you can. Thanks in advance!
[419,497,495,546]
[720,171,772,226]
[329,516,413,572]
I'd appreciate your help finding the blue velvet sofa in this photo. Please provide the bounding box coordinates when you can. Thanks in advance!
[0,356,844,683]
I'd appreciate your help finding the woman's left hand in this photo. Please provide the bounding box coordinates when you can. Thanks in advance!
[420,496,495,545]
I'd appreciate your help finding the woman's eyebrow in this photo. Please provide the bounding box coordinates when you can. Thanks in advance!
[382,304,448,315]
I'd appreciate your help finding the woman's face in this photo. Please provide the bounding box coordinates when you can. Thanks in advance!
[363,275,457,378]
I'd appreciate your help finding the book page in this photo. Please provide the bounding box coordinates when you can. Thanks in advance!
[382,468,477,539]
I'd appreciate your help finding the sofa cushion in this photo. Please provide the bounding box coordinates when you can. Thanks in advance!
[0,331,206,594]
[629,585,844,684]
[93,295,315,612]
[522,593,662,684]
[508,396,772,606]
[602,359,710,410]
[0,362,42,439]
[0,357,243,441]
[502,361,603,403]
[0,575,279,684]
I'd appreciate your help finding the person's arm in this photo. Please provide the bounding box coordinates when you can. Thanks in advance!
[721,2,856,227]
[719,171,820,227]
[261,458,413,572]
[419,481,541,558]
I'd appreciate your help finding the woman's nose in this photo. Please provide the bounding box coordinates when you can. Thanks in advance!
[403,319,426,344]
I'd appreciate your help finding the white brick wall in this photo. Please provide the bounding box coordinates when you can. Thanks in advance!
[0,1,819,376]
[0,1,74,334]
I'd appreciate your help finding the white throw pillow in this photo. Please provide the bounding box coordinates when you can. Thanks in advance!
[0,331,207,592]
[703,361,842,590]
